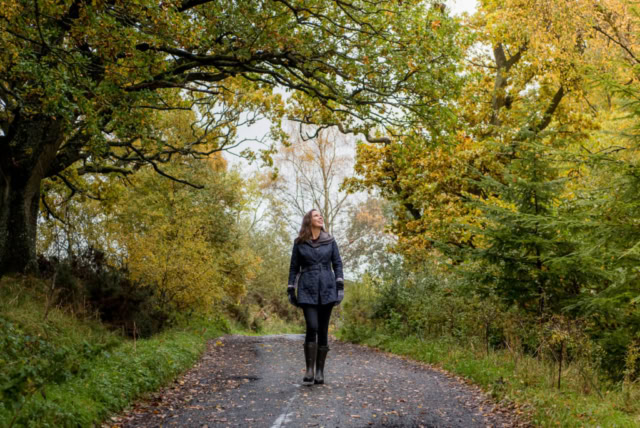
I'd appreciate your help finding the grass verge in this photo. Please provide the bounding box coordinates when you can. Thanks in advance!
[0,276,229,427]
[337,325,640,427]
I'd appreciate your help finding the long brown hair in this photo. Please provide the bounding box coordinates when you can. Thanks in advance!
[295,209,325,244]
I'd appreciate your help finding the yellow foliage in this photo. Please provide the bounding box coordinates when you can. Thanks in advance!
[350,0,640,266]
[125,224,222,311]
[111,160,259,312]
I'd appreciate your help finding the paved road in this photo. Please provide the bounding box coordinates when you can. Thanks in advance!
[117,335,522,428]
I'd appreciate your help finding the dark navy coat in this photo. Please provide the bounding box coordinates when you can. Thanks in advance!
[288,234,344,305]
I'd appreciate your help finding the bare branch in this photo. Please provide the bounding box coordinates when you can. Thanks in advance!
[54,173,103,201]
[41,194,67,224]
[532,85,565,134]
[76,165,134,176]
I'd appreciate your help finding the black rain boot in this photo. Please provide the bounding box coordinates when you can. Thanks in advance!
[303,342,317,384]
[314,346,329,384]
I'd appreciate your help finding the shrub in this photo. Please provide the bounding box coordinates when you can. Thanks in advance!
[38,250,168,337]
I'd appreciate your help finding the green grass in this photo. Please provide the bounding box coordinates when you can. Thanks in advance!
[337,325,640,427]
[0,276,229,427]
[18,327,215,427]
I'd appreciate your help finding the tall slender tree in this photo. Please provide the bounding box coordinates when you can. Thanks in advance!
[269,124,353,236]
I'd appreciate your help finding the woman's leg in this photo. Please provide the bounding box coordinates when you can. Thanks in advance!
[314,303,334,384]
[302,305,320,343]
[316,303,334,346]
[301,305,319,383]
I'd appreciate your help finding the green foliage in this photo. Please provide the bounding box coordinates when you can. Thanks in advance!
[0,317,81,417]
[10,327,215,427]
[337,262,640,426]
[37,251,168,337]
[339,273,381,342]
[0,275,229,427]
[340,262,498,346]
[111,158,257,314]
[239,221,298,325]
[337,325,640,427]
[38,153,260,323]
[0,0,464,274]
[464,139,606,314]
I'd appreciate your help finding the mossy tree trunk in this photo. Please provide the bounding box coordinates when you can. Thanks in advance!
[0,117,63,275]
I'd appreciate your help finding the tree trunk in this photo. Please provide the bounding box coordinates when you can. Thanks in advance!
[0,116,64,275]
[557,340,565,389]
[0,171,42,274]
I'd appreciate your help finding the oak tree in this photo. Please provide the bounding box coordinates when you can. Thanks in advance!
[0,0,460,274]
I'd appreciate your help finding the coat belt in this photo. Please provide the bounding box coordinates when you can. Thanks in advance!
[300,263,331,273]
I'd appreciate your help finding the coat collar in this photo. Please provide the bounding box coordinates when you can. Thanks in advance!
[306,230,334,248]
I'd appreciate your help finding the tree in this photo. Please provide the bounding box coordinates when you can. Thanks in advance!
[345,0,640,378]
[269,124,354,236]
[37,108,260,323]
[346,131,495,263]
[44,152,258,315]
[113,156,257,314]
[466,139,604,314]
[342,196,397,275]
[0,0,461,274]
[348,0,635,263]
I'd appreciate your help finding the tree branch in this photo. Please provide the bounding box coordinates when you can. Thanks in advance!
[177,0,214,12]
[76,165,134,176]
[592,25,640,65]
[531,85,565,134]
[54,173,103,201]
[491,43,528,126]
[41,194,67,224]
[126,144,204,189]
[293,119,392,144]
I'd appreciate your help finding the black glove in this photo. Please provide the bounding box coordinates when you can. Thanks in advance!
[287,286,298,307]
[336,281,344,305]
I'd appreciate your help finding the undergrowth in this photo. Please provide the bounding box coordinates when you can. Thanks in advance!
[0,275,230,427]
[337,324,640,427]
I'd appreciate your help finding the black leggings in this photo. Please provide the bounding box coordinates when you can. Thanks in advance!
[301,303,334,346]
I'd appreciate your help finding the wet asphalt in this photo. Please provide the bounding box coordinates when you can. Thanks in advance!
[118,334,520,428]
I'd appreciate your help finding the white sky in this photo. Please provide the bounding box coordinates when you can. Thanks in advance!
[447,0,478,16]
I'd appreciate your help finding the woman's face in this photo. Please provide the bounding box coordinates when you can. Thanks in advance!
[311,210,324,228]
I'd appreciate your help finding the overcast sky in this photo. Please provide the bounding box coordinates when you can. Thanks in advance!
[447,0,478,16]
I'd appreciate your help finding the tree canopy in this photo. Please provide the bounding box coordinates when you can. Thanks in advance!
[346,0,640,379]
[0,0,462,274]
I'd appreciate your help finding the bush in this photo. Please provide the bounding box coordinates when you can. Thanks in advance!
[38,250,169,337]
[340,262,611,381]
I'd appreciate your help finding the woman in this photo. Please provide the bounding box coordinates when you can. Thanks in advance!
[287,209,344,385]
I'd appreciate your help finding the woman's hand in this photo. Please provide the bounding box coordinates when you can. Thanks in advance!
[287,286,298,307]
[336,281,344,305]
